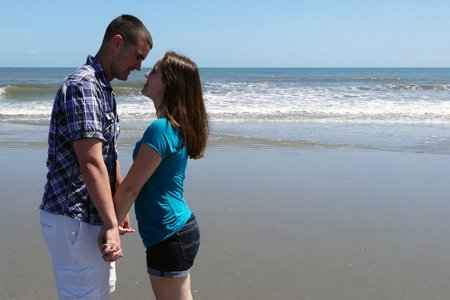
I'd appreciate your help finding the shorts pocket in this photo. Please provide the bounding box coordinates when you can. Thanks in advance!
[177,218,200,261]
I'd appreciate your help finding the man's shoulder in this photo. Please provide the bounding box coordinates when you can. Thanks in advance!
[55,65,100,101]
[66,64,97,83]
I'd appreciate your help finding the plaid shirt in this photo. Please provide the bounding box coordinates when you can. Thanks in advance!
[40,55,120,225]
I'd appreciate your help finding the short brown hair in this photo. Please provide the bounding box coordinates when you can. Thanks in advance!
[102,14,153,49]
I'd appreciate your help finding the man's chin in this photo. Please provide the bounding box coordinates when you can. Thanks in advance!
[117,69,132,81]
[116,74,129,81]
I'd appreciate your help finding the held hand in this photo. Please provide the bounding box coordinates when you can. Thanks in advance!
[100,243,123,262]
[98,226,123,262]
[119,214,136,235]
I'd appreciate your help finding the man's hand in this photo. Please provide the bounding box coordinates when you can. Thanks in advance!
[98,226,123,262]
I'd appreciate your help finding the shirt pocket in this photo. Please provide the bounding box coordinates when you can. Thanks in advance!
[103,111,117,141]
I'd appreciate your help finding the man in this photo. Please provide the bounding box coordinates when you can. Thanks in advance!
[40,15,152,299]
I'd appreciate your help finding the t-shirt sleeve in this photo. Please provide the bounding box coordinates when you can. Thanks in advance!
[63,81,106,142]
[140,119,175,159]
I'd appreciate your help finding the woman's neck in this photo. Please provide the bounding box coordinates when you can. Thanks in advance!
[155,106,167,118]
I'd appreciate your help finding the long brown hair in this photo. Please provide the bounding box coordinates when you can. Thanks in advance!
[159,51,208,159]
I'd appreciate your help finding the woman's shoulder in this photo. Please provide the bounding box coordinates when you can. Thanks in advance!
[147,118,171,131]
[144,118,179,137]
[152,117,170,126]
[141,118,182,155]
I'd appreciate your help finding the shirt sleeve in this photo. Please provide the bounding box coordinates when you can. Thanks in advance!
[141,119,178,159]
[63,80,106,142]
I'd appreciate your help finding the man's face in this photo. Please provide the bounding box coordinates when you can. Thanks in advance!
[112,37,151,81]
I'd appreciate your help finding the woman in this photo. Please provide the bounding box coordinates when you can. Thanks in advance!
[113,51,208,300]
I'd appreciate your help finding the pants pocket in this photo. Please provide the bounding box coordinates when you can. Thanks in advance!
[64,215,81,246]
[55,266,101,299]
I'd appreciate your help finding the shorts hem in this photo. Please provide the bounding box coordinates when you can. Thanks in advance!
[147,267,192,278]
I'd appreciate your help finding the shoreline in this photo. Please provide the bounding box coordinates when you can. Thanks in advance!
[1,144,450,299]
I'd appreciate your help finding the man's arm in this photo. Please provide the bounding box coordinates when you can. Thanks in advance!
[73,138,122,261]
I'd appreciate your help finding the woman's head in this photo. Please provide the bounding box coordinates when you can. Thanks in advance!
[159,51,202,115]
[143,51,208,159]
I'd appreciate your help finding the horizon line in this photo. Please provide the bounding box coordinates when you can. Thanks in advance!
[1,66,450,69]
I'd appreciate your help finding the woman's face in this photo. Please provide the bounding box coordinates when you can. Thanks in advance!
[142,60,165,107]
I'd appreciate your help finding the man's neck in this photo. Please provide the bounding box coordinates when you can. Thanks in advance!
[95,51,113,82]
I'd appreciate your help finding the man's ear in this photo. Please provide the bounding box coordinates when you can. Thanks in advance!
[111,34,123,52]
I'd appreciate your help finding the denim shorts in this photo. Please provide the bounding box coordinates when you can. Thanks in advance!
[146,214,200,278]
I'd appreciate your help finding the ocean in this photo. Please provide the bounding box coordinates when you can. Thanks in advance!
[1,67,450,154]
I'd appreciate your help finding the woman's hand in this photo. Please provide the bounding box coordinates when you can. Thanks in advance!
[119,214,136,235]
[98,225,123,262]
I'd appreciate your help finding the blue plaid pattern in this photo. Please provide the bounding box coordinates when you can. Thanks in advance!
[40,55,120,225]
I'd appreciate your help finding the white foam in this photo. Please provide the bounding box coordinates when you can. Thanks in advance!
[0,86,7,97]
[3,82,450,125]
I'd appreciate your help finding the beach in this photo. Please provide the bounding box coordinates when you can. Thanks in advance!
[2,0,450,296]
[2,136,450,300]
[2,66,450,299]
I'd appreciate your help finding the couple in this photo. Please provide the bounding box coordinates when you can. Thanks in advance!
[39,15,208,300]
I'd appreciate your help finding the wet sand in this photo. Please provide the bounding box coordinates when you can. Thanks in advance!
[2,142,450,300]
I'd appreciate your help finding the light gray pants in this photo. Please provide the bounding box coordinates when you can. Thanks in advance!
[40,210,116,300]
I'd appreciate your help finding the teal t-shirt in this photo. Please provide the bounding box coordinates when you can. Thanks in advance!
[133,118,191,248]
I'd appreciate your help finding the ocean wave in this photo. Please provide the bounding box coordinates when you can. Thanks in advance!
[0,82,144,101]
[2,94,450,125]
[3,109,450,126]
[356,83,450,92]
[2,84,450,125]
[2,72,450,126]
[0,84,58,101]
[204,80,450,93]
[2,80,450,103]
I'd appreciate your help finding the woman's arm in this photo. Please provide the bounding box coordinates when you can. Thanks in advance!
[116,160,123,188]
[114,143,163,224]
[115,160,135,235]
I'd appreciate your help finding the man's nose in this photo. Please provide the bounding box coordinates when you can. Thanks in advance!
[134,61,142,71]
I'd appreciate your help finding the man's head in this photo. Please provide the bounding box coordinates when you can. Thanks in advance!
[97,15,153,81]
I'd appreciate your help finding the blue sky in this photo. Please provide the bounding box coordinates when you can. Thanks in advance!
[1,0,450,68]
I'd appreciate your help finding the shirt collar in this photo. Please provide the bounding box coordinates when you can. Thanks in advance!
[86,55,112,91]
